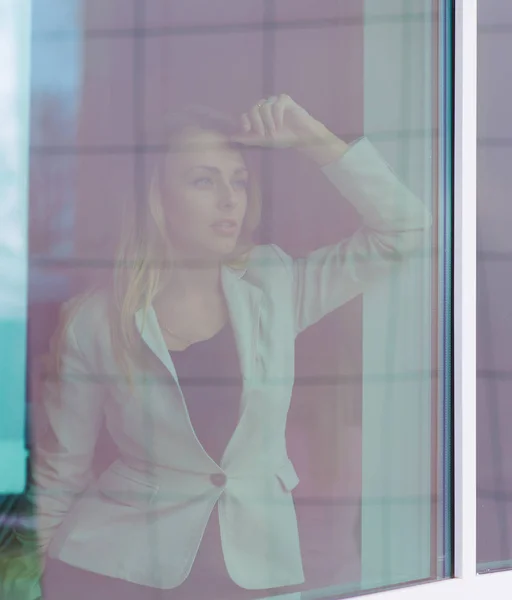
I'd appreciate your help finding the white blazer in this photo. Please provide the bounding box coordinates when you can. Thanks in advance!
[31,138,430,591]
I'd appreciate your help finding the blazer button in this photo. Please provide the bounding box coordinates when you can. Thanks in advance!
[210,473,227,487]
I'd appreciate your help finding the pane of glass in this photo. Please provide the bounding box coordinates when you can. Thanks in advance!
[361,0,453,591]
[477,0,512,575]
[0,1,30,494]
[0,1,453,598]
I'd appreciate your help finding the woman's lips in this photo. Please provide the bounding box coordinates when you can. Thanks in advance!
[211,219,238,236]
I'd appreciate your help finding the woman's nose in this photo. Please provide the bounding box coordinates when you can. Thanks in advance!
[218,181,237,209]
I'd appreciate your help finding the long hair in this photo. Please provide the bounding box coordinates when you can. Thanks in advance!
[109,105,262,380]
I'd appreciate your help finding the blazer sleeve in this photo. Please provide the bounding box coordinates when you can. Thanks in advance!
[27,304,105,555]
[288,137,432,334]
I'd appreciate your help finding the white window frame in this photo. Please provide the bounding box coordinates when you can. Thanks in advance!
[353,0,512,598]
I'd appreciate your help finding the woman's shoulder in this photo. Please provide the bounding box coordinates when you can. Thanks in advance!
[43,288,112,372]
[238,244,294,289]
[245,243,293,272]
[59,288,111,345]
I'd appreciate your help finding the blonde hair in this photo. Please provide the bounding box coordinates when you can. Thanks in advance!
[109,105,262,380]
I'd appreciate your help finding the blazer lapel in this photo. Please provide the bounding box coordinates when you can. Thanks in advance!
[221,264,262,381]
[134,266,262,382]
[135,305,179,383]
[133,266,263,471]
[135,305,221,471]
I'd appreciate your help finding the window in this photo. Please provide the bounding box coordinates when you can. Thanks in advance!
[0,1,459,600]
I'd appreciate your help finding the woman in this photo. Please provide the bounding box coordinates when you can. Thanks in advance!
[25,94,429,600]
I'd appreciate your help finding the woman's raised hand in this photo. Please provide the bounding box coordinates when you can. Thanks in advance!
[232,94,349,166]
[232,94,318,149]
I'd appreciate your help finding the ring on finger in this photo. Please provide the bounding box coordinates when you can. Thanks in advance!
[257,97,277,108]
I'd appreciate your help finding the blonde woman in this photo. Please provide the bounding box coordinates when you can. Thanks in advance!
[25,95,429,600]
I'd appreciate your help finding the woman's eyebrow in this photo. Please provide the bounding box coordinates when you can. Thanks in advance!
[187,165,249,175]
[233,167,249,175]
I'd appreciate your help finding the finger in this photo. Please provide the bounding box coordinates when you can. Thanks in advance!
[240,113,251,133]
[229,131,261,146]
[230,133,256,146]
[249,102,266,137]
[230,136,265,147]
[272,94,290,129]
[259,101,277,135]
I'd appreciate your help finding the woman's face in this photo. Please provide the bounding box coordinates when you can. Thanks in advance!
[162,127,249,261]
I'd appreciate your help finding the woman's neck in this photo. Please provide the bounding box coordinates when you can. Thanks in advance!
[159,257,222,302]
[152,255,228,347]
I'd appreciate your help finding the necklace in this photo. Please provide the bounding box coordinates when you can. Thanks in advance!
[160,319,228,346]
[160,323,196,345]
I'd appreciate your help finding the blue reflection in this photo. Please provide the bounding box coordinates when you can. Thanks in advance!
[30,0,83,302]
[31,0,80,33]
[0,0,30,494]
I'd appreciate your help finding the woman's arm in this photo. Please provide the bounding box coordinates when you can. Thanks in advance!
[25,299,105,555]
[234,95,431,334]
[32,301,105,552]
[288,137,431,333]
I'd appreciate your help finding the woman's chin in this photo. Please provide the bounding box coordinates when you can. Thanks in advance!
[207,236,239,257]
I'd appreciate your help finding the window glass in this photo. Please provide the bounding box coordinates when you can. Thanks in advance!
[0,0,30,495]
[477,0,512,574]
[0,1,452,598]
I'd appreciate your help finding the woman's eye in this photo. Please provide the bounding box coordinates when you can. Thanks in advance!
[233,179,248,189]
[192,177,213,187]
